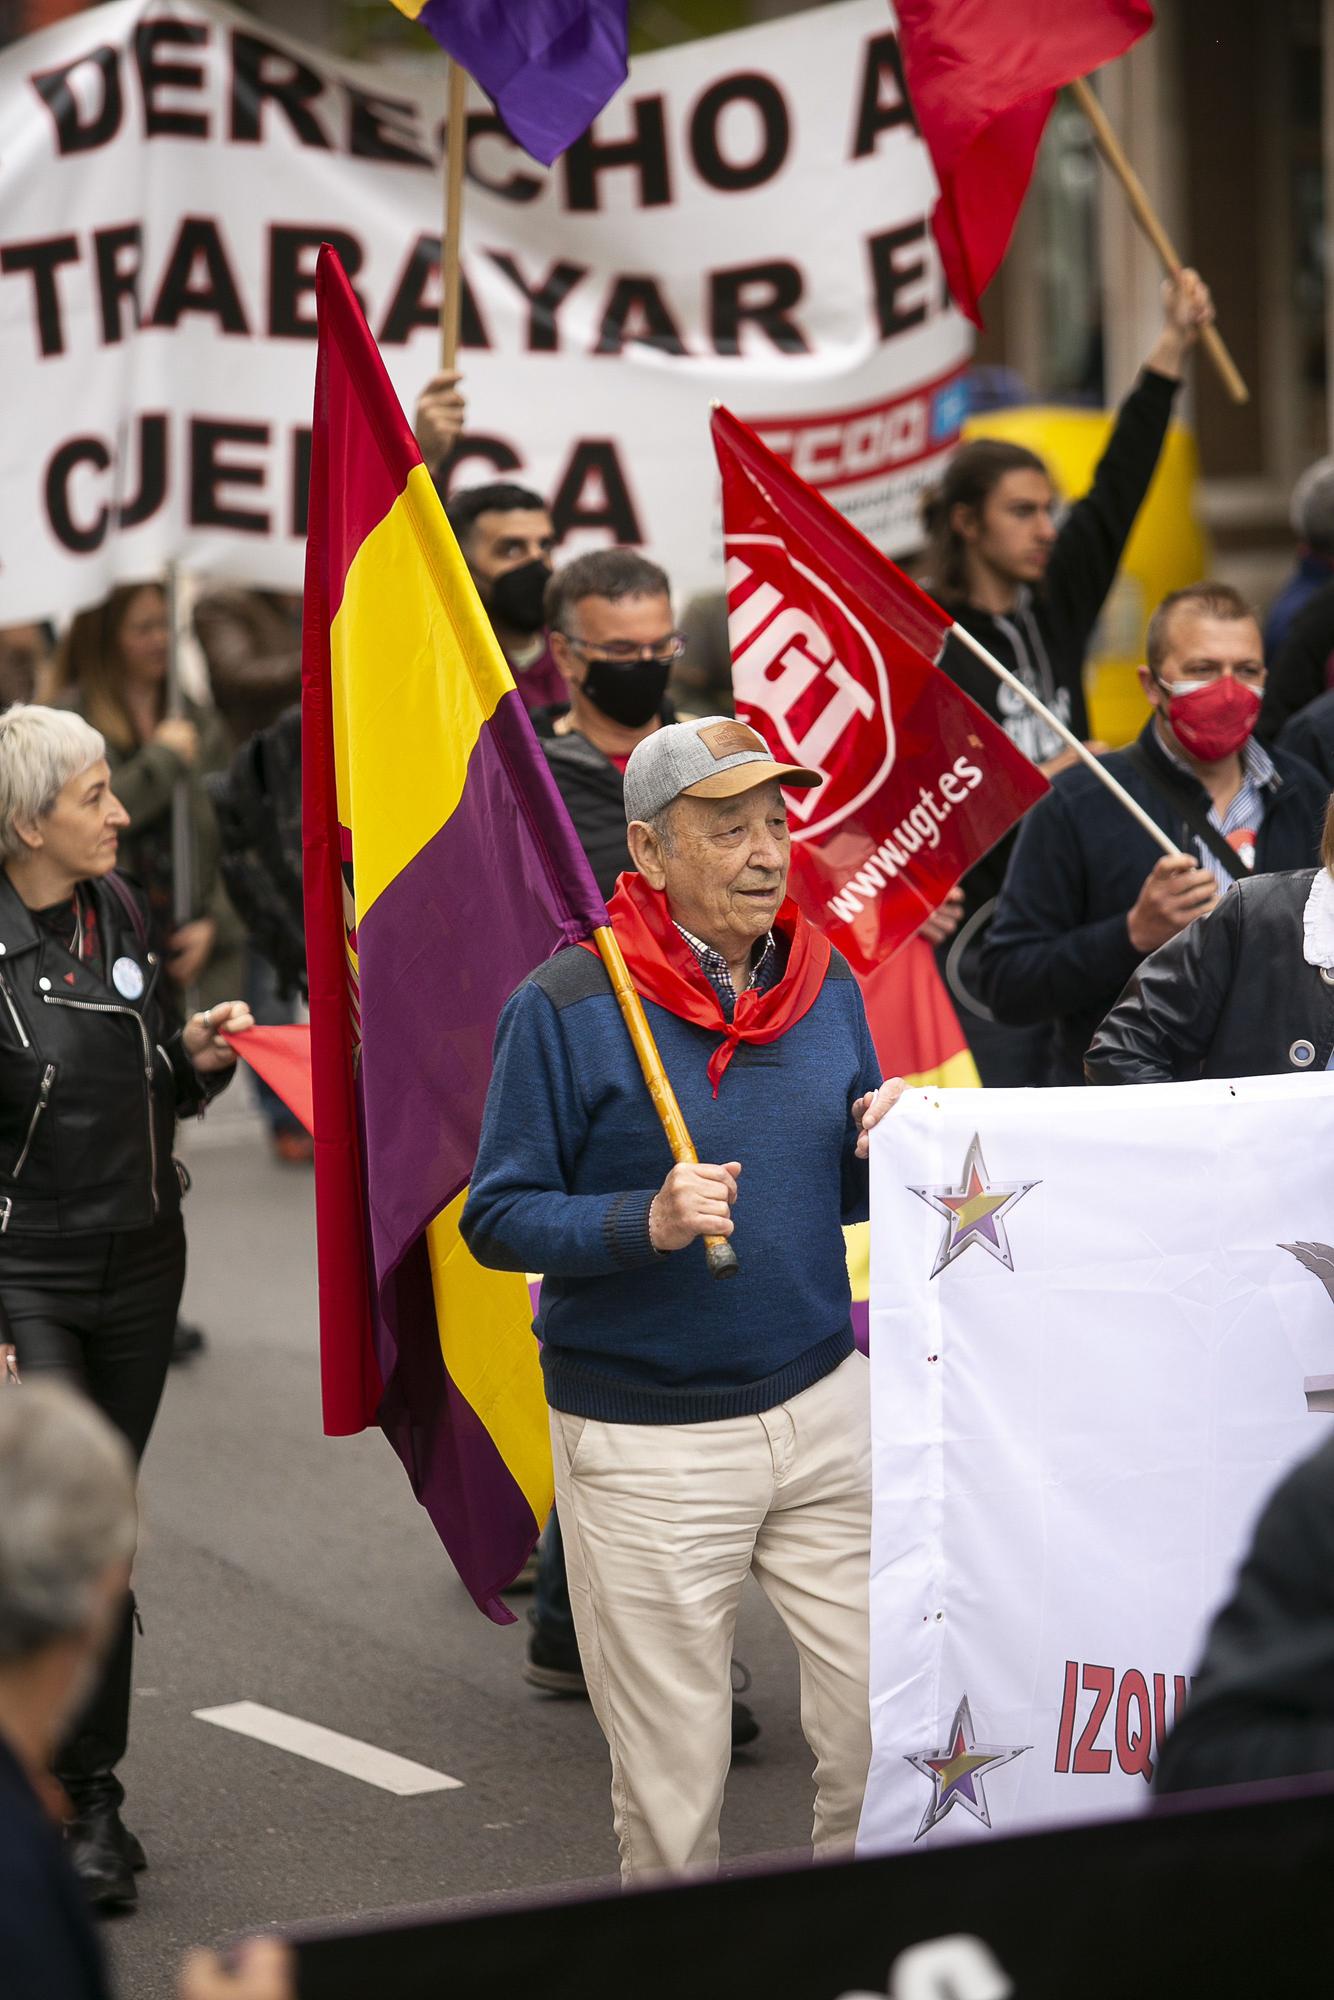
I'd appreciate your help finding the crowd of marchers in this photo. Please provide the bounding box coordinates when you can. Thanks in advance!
[4,265,1334,1998]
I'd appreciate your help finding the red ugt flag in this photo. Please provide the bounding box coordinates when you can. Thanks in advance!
[712,406,1049,977]
[895,0,1154,326]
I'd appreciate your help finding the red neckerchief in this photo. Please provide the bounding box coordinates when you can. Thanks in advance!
[582,871,831,1095]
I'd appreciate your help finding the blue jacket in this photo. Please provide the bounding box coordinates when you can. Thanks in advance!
[979,721,1329,1084]
[461,942,880,1424]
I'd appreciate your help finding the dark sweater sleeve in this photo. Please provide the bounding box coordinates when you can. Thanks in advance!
[461,982,662,1278]
[980,785,1143,1027]
[1042,368,1179,659]
[1084,893,1240,1084]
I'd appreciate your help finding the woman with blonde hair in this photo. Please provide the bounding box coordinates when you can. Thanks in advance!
[0,704,250,1909]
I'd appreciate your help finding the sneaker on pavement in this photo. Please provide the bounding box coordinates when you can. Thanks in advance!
[523,1624,586,1695]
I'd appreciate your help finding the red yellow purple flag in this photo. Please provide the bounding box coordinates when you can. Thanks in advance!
[302,247,608,1621]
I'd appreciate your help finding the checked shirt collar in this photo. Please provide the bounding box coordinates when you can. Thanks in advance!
[672,923,779,1020]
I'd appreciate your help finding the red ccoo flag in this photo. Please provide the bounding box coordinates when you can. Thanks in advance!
[894,0,1154,327]
[712,404,1049,976]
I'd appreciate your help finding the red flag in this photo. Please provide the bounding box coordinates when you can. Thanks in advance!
[223,1026,315,1136]
[894,0,1154,326]
[858,940,978,1088]
[712,405,1049,976]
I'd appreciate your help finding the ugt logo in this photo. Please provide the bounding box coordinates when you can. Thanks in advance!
[725,535,893,839]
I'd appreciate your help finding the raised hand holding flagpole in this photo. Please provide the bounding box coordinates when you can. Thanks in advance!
[594,925,740,1279]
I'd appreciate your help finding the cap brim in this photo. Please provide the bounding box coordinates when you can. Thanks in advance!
[681,759,822,801]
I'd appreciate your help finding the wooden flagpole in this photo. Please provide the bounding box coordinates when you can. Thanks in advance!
[948,623,1181,858]
[440,59,469,369]
[594,926,741,1279]
[1071,75,1249,406]
[433,67,735,1275]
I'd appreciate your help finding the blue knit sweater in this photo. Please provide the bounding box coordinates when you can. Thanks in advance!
[460,944,881,1424]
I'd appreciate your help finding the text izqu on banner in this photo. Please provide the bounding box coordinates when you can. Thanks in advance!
[862,1073,1334,1851]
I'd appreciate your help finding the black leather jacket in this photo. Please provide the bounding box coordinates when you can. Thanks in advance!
[1085,869,1334,1084]
[0,871,228,1236]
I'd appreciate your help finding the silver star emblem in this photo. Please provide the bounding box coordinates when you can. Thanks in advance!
[905,1693,1029,1840]
[909,1134,1040,1280]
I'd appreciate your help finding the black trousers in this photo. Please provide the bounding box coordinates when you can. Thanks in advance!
[0,1218,185,1807]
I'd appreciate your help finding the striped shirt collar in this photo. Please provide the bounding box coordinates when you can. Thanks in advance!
[1154,722,1279,794]
[1154,724,1278,889]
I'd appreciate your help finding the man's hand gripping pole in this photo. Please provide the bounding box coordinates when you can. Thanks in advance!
[593,925,741,1280]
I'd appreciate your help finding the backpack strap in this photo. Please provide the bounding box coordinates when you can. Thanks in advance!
[1121,742,1251,884]
[103,870,151,949]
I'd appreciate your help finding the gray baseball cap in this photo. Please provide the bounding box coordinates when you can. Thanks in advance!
[623,716,822,825]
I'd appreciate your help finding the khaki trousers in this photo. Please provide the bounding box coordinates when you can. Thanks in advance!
[550,1351,873,1882]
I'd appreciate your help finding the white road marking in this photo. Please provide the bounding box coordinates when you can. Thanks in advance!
[193,1701,464,1796]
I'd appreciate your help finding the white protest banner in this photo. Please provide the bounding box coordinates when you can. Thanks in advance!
[860,1074,1334,1853]
[0,0,971,624]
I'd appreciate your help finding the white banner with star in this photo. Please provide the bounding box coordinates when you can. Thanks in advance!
[859,1073,1334,1853]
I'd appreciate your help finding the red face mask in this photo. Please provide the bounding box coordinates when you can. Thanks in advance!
[1161,676,1262,763]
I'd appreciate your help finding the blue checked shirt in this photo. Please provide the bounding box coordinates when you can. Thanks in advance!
[674,924,779,1019]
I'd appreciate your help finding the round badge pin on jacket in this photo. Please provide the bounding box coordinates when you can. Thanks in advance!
[112,956,145,1001]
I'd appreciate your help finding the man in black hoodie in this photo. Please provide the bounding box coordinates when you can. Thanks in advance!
[928,270,1216,1082]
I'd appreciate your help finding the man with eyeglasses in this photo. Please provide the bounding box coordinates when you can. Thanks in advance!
[541,550,685,899]
[978,582,1329,1085]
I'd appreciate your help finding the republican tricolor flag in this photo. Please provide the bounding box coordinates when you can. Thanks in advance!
[302,247,608,1621]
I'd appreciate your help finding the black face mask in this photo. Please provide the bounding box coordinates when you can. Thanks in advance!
[486,558,550,636]
[580,657,672,729]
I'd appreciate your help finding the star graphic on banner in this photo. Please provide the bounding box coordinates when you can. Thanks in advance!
[909,1133,1039,1279]
[905,1694,1030,1841]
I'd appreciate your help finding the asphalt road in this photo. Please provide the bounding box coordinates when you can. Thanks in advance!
[104,1102,819,2000]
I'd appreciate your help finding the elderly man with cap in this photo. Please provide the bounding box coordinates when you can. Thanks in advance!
[462,718,902,1881]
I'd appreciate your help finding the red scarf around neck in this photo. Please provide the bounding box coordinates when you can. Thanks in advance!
[583,871,832,1094]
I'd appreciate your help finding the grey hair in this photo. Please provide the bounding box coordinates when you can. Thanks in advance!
[1291,457,1334,554]
[645,802,679,855]
[0,1383,137,1665]
[0,704,106,862]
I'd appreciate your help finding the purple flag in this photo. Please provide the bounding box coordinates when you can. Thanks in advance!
[392,0,629,166]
